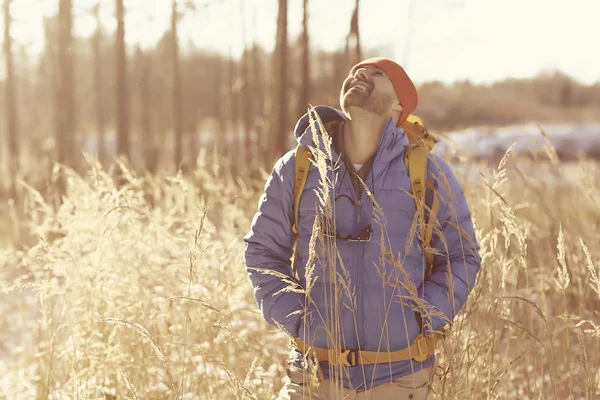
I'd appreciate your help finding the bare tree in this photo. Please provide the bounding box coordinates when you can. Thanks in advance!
[3,0,19,199]
[136,47,157,173]
[115,0,129,162]
[274,0,288,159]
[171,0,183,169]
[297,0,310,119]
[57,0,76,171]
[214,56,225,149]
[250,6,265,161]
[239,0,252,164]
[225,50,235,162]
[346,0,361,65]
[185,53,200,166]
[240,51,252,163]
[92,2,106,165]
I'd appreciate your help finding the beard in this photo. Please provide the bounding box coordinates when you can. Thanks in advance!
[340,80,394,117]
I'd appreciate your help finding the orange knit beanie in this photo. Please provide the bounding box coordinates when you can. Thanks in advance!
[351,57,418,125]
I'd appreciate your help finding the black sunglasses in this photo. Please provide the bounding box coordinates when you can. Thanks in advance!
[318,194,372,242]
[322,223,372,242]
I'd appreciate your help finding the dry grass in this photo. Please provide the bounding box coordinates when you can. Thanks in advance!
[1,131,600,399]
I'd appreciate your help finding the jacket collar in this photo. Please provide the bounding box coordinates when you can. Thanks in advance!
[293,106,410,168]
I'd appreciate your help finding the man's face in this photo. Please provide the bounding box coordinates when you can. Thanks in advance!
[340,65,398,117]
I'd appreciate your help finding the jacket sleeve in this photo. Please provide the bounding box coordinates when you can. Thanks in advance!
[243,154,305,338]
[418,157,481,333]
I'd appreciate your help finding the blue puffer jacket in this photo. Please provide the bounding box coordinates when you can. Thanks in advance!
[243,106,481,390]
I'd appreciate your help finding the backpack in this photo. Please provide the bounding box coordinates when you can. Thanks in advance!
[290,114,440,280]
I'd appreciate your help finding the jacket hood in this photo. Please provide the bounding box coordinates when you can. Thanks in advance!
[293,106,347,149]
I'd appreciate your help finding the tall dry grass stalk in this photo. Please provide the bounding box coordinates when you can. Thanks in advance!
[0,125,599,398]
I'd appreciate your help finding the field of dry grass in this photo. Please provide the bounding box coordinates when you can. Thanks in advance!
[1,140,599,399]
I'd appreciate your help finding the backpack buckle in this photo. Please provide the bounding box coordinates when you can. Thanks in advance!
[413,335,431,362]
[329,348,359,367]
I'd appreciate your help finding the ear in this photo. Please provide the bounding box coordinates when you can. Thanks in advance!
[391,100,403,113]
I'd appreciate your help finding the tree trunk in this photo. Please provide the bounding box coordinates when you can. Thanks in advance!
[92,3,106,166]
[139,51,156,173]
[226,53,234,163]
[275,0,288,159]
[354,0,361,61]
[346,0,361,66]
[297,0,310,119]
[250,6,265,162]
[240,0,252,166]
[187,115,197,169]
[240,53,252,166]
[115,0,129,163]
[3,0,19,199]
[251,43,264,159]
[214,57,224,151]
[171,0,183,170]
[57,0,76,171]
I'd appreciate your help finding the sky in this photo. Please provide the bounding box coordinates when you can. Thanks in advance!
[3,0,600,85]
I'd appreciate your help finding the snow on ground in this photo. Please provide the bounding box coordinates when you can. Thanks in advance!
[434,122,600,161]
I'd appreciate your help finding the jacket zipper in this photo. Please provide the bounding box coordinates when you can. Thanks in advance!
[338,162,363,351]
[356,191,364,350]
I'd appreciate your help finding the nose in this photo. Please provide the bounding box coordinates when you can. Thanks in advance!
[353,68,369,81]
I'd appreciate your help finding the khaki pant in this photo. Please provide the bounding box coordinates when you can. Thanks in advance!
[277,366,434,400]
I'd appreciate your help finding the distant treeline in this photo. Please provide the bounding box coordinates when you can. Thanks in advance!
[418,73,600,131]
[1,0,598,187]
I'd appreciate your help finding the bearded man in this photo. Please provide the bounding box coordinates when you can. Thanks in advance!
[244,57,481,399]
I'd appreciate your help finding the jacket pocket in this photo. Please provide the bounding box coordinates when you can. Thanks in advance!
[300,282,357,349]
[361,284,421,351]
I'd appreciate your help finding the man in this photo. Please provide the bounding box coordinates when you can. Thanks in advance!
[243,57,481,399]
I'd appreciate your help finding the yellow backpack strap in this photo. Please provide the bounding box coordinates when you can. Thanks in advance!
[401,114,438,150]
[292,145,311,277]
[423,179,439,274]
[407,145,427,202]
[405,145,438,280]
